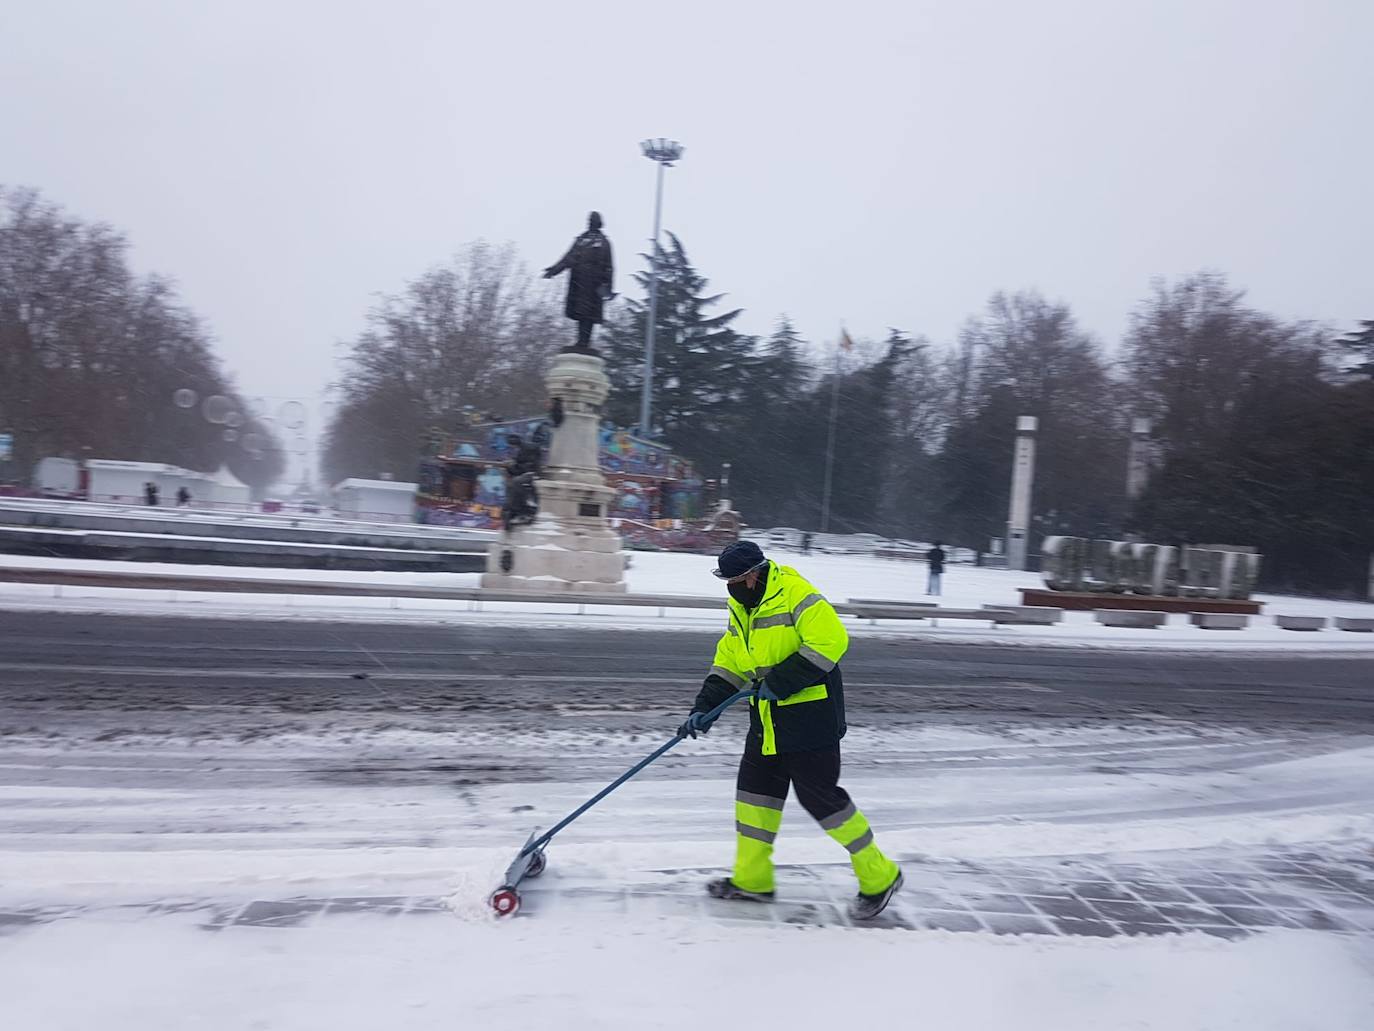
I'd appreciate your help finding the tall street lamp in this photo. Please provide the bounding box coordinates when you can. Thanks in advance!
[639,138,684,439]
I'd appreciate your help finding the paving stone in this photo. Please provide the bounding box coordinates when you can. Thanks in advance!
[861,910,920,931]
[1170,870,1233,888]
[982,913,1055,936]
[1282,909,1359,932]
[1213,906,1302,929]
[1028,897,1102,921]
[233,900,323,928]
[1050,918,1118,938]
[1068,881,1138,902]
[779,902,840,926]
[703,900,777,924]
[1310,871,1374,897]
[1084,899,1169,923]
[1116,922,1184,937]
[1242,890,1313,909]
[998,878,1071,897]
[322,897,406,914]
[1127,882,1198,904]
[1151,902,1234,925]
[1188,886,1264,907]
[962,892,1038,915]
[1254,859,1315,876]
[1105,864,1157,881]
[1196,925,1253,941]
[917,910,984,933]
[900,888,966,909]
[404,897,449,912]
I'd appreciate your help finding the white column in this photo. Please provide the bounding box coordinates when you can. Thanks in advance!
[1006,415,1038,571]
[1126,417,1152,500]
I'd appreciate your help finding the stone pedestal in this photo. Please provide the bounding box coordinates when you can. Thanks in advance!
[480,351,627,592]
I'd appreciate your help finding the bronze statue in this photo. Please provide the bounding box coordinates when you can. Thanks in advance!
[543,211,614,354]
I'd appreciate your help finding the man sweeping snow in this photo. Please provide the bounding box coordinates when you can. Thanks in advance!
[679,540,904,920]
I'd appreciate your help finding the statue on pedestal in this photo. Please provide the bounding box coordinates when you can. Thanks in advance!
[543,211,615,354]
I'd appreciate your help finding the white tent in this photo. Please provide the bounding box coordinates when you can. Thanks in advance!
[86,460,176,505]
[210,465,252,507]
[333,478,417,522]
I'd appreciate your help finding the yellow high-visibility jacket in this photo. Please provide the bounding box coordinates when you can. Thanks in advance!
[694,561,848,755]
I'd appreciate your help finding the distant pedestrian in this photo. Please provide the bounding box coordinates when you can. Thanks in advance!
[801,531,813,555]
[144,482,159,507]
[176,486,191,508]
[926,541,946,596]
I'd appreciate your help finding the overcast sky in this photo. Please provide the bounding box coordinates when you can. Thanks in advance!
[4,0,1371,454]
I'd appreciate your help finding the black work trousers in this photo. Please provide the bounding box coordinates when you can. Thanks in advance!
[737,742,850,823]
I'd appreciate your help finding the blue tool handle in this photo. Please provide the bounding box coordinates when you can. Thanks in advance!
[520,687,754,857]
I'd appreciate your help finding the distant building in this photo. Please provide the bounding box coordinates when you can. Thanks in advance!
[333,478,418,522]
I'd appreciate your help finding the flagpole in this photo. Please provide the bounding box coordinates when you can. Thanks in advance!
[819,330,843,533]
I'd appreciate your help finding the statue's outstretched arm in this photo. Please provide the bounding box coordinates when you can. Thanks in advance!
[543,243,576,278]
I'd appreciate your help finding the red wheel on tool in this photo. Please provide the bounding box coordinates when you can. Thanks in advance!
[526,851,547,879]
[489,888,521,917]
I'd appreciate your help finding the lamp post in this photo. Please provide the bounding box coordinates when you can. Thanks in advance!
[638,138,684,439]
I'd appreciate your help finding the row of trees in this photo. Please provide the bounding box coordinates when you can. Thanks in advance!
[326,234,1371,595]
[0,188,283,488]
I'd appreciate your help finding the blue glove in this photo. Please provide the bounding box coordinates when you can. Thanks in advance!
[677,711,714,739]
[756,683,780,702]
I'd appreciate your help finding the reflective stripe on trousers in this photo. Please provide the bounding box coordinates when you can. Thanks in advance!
[733,788,784,893]
[818,801,900,896]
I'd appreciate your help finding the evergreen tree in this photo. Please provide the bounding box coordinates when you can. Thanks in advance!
[601,233,758,472]
[727,316,815,525]
[1337,319,1374,379]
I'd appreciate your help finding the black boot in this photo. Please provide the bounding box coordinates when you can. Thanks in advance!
[706,878,774,903]
[850,869,903,920]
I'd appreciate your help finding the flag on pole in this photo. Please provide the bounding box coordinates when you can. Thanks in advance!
[839,329,855,352]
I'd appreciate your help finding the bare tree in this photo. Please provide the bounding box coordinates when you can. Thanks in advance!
[0,186,282,489]
[323,242,562,484]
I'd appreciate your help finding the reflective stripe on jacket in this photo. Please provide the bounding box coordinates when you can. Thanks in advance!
[708,561,848,755]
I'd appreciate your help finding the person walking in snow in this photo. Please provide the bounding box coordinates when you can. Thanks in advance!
[678,540,904,920]
[925,541,946,596]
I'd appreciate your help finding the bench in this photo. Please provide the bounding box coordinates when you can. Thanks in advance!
[1190,612,1250,630]
[1334,617,1374,633]
[1094,610,1168,628]
[982,604,1064,625]
[1274,615,1327,631]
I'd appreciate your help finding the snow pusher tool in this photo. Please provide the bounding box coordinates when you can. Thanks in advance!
[489,687,754,916]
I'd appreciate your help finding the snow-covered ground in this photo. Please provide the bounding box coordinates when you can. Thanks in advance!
[6,911,1372,1031]
[3,549,1374,652]
[4,715,1374,1029]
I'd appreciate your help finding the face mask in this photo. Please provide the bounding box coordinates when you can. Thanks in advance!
[728,566,768,609]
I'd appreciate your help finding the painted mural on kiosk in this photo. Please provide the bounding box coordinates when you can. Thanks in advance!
[415,416,723,549]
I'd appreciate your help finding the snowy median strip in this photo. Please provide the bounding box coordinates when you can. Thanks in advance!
[3,550,1374,652]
